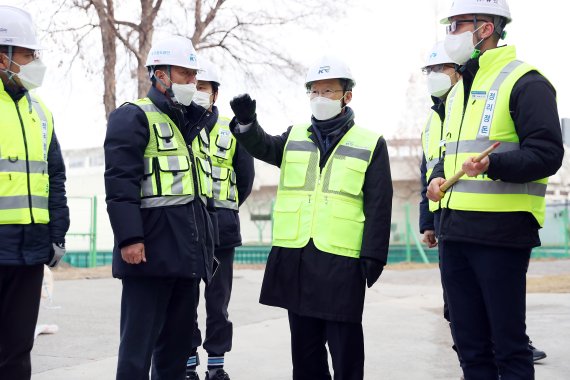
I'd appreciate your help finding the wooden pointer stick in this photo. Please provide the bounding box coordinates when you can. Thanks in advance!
[440,141,501,193]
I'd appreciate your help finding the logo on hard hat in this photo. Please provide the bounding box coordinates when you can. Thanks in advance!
[318,66,330,74]
[152,50,171,56]
[189,54,196,62]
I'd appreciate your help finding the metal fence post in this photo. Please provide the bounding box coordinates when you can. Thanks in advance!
[89,196,98,268]
[405,203,411,262]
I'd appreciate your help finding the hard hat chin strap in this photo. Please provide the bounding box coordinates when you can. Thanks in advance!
[1,47,23,85]
[152,66,176,99]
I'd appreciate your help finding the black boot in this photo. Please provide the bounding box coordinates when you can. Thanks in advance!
[529,340,547,362]
[205,369,230,380]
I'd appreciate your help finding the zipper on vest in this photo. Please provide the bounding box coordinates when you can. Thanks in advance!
[309,150,321,236]
[186,143,202,245]
[15,101,35,224]
[187,144,201,198]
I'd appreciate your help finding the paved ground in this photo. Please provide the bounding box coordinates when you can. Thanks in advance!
[31,260,570,379]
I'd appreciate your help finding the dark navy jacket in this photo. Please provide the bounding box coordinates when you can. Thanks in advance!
[430,50,564,249]
[0,85,69,266]
[196,105,255,250]
[104,86,214,280]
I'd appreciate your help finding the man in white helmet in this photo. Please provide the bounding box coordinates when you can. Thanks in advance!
[419,41,460,250]
[185,60,254,380]
[104,35,216,379]
[427,0,562,378]
[419,41,462,364]
[0,6,69,379]
[228,56,393,379]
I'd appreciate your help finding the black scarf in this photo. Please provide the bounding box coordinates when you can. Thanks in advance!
[311,106,355,154]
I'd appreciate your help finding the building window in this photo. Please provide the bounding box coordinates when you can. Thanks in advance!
[69,157,85,168]
[89,155,104,167]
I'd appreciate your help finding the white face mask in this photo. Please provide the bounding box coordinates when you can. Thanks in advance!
[444,24,485,64]
[171,82,197,106]
[10,58,47,90]
[427,72,452,98]
[310,96,344,121]
[193,90,213,109]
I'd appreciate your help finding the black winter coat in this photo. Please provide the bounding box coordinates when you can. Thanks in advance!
[230,110,393,323]
[430,49,564,249]
[0,85,69,266]
[104,86,215,280]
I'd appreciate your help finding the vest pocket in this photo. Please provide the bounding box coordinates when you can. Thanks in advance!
[272,197,302,241]
[153,123,178,152]
[283,150,311,188]
[214,131,233,159]
[227,170,237,201]
[156,155,192,196]
[329,200,365,251]
[329,157,368,196]
[196,157,213,197]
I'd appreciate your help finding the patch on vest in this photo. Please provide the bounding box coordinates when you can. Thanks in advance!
[470,90,487,100]
[343,141,366,150]
[478,90,498,137]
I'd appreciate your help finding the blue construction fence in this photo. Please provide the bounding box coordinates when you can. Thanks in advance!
[63,244,570,268]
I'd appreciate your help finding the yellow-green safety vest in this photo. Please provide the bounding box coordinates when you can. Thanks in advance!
[209,116,239,210]
[442,46,549,226]
[272,124,381,258]
[421,110,445,212]
[133,98,213,208]
[0,82,53,225]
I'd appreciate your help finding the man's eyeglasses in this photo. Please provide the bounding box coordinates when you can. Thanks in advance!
[12,49,41,60]
[446,17,492,34]
[422,64,455,75]
[306,89,346,98]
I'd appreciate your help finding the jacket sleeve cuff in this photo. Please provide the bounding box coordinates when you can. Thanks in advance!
[118,237,144,249]
[359,249,387,266]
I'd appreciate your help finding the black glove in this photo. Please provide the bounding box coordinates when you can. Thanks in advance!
[48,242,66,268]
[229,94,256,124]
[360,257,384,288]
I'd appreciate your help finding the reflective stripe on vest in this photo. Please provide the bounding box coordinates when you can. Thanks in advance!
[0,159,46,173]
[272,124,380,258]
[30,97,49,160]
[442,46,549,226]
[209,118,238,210]
[0,88,52,225]
[0,195,49,211]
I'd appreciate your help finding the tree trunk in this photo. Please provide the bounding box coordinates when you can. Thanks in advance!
[92,0,117,120]
[137,0,156,98]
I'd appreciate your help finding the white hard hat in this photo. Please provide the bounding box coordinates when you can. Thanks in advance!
[305,55,355,89]
[145,36,199,70]
[440,0,511,24]
[423,41,458,69]
[0,6,42,50]
[196,59,220,86]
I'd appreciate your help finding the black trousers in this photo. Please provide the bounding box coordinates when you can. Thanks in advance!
[0,264,44,380]
[288,311,364,380]
[440,241,534,380]
[116,276,198,380]
[193,247,234,356]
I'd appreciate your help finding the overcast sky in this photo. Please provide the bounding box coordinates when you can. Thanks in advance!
[3,0,569,150]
